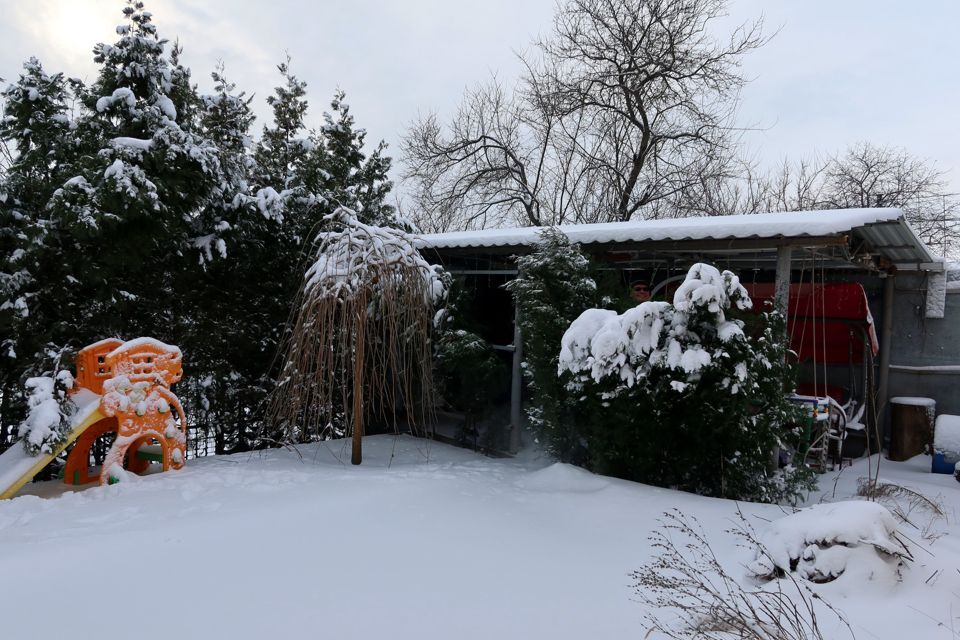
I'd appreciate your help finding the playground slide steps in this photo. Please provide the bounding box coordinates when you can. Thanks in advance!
[0,390,103,500]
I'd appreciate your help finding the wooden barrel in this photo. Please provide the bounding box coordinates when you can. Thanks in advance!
[889,397,935,461]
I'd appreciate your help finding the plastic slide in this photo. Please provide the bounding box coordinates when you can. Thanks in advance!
[0,337,188,500]
[0,391,104,499]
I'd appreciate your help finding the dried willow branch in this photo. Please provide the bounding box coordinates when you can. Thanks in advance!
[266,208,443,462]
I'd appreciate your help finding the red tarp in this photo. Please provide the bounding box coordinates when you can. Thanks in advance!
[742,283,879,365]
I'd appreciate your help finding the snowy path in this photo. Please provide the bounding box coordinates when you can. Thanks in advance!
[0,436,958,639]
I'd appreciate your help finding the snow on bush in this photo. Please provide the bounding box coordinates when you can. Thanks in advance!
[558,262,750,385]
[748,500,909,584]
[557,262,811,503]
[18,369,76,456]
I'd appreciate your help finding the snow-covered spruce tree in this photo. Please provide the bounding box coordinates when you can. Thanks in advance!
[173,65,264,453]
[253,57,320,227]
[1,2,228,451]
[251,57,328,294]
[505,228,597,463]
[316,90,397,227]
[558,263,812,503]
[43,0,224,346]
[0,57,76,446]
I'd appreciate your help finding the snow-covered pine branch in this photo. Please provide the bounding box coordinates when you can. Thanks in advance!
[18,369,75,456]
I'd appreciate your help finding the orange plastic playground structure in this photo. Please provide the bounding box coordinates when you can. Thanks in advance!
[63,338,187,486]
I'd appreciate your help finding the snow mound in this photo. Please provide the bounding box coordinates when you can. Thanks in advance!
[517,463,609,493]
[748,500,908,584]
[934,414,960,453]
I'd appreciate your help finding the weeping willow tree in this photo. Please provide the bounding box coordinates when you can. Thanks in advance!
[267,208,445,464]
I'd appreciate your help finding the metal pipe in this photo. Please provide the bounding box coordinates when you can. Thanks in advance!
[509,299,523,454]
[876,273,896,449]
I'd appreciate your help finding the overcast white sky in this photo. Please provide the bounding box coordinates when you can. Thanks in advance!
[4,0,960,193]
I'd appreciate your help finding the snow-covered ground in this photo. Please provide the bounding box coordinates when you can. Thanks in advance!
[1,436,958,639]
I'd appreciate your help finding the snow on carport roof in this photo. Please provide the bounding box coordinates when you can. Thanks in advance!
[415,208,937,268]
[417,208,903,248]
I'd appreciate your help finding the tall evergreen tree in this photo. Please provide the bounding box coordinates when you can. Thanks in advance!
[179,66,272,453]
[0,57,76,445]
[316,91,395,226]
[43,0,224,346]
[506,228,598,463]
[0,2,403,458]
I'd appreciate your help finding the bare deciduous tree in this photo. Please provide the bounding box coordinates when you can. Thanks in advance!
[822,143,958,253]
[698,143,959,256]
[402,0,764,231]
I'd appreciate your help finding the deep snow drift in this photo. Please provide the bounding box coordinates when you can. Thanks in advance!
[0,436,957,639]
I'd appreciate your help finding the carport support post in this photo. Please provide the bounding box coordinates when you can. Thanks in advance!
[876,272,896,453]
[509,299,523,454]
[774,244,792,314]
[771,244,792,472]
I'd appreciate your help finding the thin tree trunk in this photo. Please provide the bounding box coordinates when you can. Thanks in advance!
[351,298,366,465]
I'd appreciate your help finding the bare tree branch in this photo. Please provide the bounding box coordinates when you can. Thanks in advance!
[401,0,765,230]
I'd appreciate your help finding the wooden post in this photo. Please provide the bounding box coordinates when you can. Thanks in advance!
[351,298,366,466]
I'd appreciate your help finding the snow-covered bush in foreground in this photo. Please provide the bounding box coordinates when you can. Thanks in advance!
[18,369,76,455]
[634,509,852,640]
[559,263,812,502]
[748,500,910,584]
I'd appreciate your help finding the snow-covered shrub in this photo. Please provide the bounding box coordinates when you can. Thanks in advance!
[505,228,598,463]
[559,263,812,502]
[18,369,75,455]
[748,501,910,585]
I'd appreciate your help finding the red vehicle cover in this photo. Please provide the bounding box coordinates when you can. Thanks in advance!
[743,283,879,365]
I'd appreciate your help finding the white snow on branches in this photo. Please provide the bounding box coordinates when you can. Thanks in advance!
[304,208,445,303]
[96,87,136,113]
[18,370,75,455]
[558,263,751,387]
[673,262,751,314]
[110,136,154,151]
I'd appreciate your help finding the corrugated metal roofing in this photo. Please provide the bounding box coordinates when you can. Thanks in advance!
[416,208,937,268]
